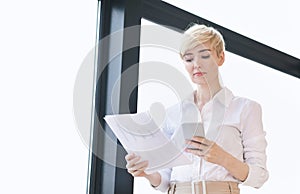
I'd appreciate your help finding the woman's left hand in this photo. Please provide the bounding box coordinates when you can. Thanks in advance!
[185,136,228,166]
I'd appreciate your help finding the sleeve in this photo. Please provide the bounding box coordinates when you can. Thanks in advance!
[240,100,269,188]
[152,168,172,192]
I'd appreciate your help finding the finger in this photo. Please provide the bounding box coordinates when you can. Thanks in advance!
[128,161,148,175]
[128,160,148,172]
[186,140,208,150]
[132,168,146,176]
[185,148,205,156]
[132,170,142,176]
[186,139,209,147]
[125,153,136,161]
[131,164,148,176]
[126,155,141,168]
[191,136,210,146]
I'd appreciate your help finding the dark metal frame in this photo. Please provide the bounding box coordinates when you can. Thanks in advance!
[141,1,300,78]
[88,0,300,194]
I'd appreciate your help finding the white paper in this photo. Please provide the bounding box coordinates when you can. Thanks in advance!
[104,111,201,173]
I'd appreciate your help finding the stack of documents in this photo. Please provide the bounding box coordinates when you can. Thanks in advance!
[104,111,204,173]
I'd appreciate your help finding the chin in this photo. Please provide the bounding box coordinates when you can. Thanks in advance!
[192,78,208,85]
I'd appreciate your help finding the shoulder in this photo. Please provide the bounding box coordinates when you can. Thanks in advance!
[237,96,261,108]
[224,89,263,123]
[229,96,263,128]
[230,93,262,112]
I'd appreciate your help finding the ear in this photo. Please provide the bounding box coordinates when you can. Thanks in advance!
[218,51,225,66]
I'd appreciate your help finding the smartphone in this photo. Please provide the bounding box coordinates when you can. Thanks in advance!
[181,122,205,140]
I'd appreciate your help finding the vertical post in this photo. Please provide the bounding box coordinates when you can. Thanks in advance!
[88,0,142,193]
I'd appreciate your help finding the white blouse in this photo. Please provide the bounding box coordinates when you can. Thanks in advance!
[155,87,269,192]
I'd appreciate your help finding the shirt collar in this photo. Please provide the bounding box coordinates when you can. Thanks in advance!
[213,87,234,107]
[184,87,234,108]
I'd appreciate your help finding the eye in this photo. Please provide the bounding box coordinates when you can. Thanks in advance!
[201,55,210,59]
[184,58,193,62]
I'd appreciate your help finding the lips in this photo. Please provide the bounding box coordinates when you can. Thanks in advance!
[193,72,206,76]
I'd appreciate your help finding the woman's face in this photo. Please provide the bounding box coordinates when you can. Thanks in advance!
[182,43,224,87]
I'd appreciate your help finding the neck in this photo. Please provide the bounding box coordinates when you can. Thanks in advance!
[195,81,222,107]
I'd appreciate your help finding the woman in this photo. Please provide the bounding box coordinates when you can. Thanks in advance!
[125,24,269,194]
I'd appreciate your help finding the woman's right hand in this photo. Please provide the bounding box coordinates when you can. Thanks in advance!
[125,153,149,177]
[125,153,162,187]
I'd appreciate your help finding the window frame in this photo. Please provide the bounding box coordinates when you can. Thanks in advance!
[88,0,300,193]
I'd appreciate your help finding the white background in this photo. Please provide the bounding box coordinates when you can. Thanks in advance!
[1,0,300,194]
[0,0,97,193]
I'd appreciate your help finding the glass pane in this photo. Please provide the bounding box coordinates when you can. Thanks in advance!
[135,18,300,194]
[220,52,300,194]
[135,19,188,194]
[163,0,300,59]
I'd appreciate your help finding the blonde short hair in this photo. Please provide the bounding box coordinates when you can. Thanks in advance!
[180,24,225,58]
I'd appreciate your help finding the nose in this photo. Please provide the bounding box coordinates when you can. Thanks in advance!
[192,56,201,68]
